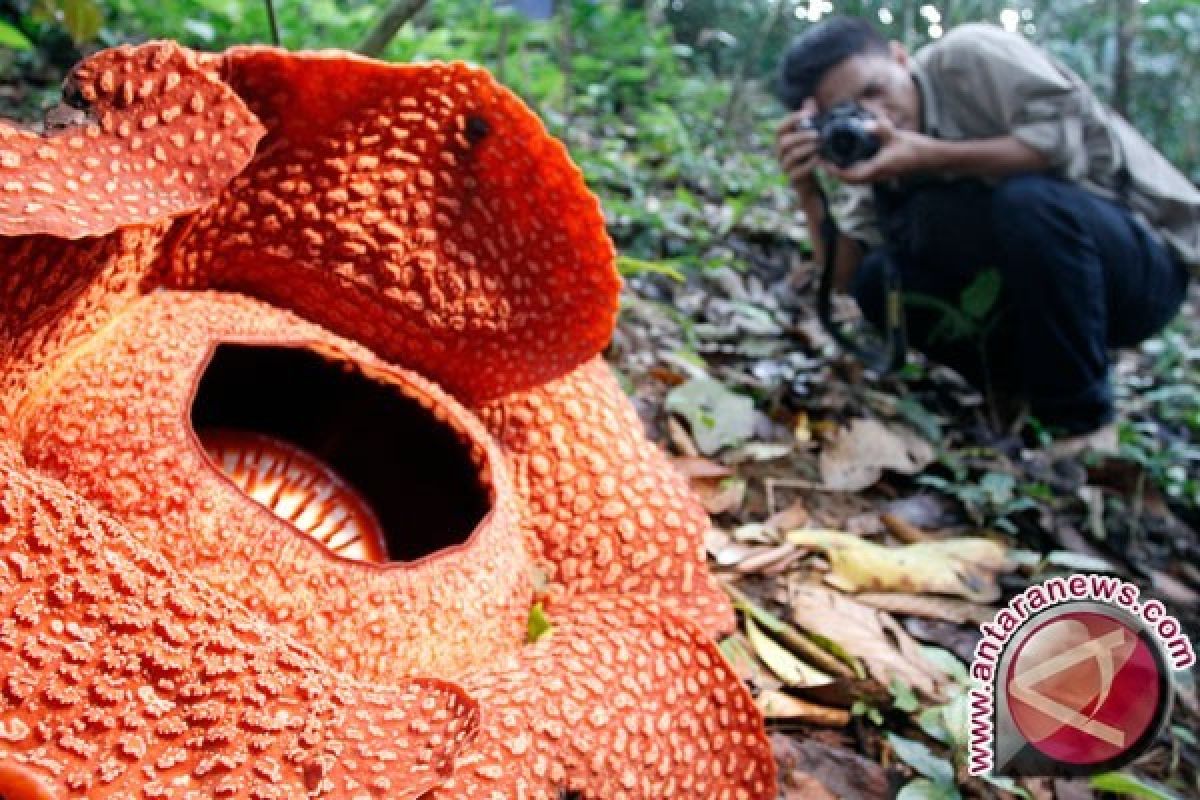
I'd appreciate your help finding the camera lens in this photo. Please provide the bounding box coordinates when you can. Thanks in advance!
[810,104,881,168]
[829,130,859,163]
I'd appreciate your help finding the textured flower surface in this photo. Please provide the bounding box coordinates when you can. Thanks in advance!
[0,42,775,799]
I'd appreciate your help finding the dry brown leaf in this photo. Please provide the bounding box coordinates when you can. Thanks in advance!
[854,592,996,625]
[787,529,1013,603]
[780,772,839,800]
[880,512,930,544]
[765,500,811,533]
[771,734,892,800]
[756,690,851,727]
[693,475,747,515]
[648,365,687,386]
[818,418,935,491]
[732,523,779,545]
[704,527,733,559]
[734,543,799,574]
[719,633,782,692]
[788,584,951,701]
[666,415,700,457]
[671,456,734,479]
[713,541,772,568]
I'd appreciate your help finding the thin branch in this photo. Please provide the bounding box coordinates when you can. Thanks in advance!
[264,0,281,46]
[357,0,431,58]
[1113,0,1138,119]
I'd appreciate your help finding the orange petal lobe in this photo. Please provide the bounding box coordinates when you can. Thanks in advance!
[0,446,478,799]
[478,357,735,637]
[167,49,620,404]
[18,291,532,682]
[0,42,263,239]
[0,228,166,439]
[426,594,776,799]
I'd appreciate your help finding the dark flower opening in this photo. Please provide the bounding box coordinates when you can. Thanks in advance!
[191,344,491,563]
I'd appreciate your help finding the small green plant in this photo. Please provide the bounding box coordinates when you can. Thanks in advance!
[918,467,1038,533]
[903,268,1011,429]
[1115,321,1200,511]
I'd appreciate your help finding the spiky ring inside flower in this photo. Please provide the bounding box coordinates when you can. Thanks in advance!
[0,43,775,799]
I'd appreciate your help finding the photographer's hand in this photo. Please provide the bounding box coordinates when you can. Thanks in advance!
[825,115,931,184]
[775,99,822,198]
[829,116,1052,183]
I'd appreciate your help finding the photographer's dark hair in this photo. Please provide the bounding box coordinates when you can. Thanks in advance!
[777,16,889,110]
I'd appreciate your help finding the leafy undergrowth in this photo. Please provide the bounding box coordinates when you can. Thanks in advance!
[608,248,1200,799]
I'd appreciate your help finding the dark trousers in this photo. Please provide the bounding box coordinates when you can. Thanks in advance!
[851,174,1190,434]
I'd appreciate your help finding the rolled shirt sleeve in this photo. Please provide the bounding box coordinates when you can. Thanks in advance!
[923,25,1090,181]
[832,183,884,249]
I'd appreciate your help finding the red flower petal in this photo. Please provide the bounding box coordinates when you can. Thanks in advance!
[18,291,533,682]
[0,445,478,798]
[0,42,263,239]
[165,48,620,404]
[1,228,166,441]
[478,357,736,637]
[427,594,775,799]
[1,41,769,799]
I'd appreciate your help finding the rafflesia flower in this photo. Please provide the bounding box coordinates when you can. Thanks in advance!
[0,43,775,799]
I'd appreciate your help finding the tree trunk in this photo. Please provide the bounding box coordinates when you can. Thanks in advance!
[558,0,573,124]
[1113,0,1137,119]
[356,0,431,58]
[722,0,786,134]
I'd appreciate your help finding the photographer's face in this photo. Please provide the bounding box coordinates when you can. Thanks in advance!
[813,43,919,132]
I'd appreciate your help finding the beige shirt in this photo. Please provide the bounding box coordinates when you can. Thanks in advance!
[836,23,1200,272]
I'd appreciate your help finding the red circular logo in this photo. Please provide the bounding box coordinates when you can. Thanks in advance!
[1005,610,1164,766]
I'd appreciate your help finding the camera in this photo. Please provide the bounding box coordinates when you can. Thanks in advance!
[805,102,881,168]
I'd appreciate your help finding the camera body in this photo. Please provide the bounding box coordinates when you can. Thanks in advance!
[805,102,881,168]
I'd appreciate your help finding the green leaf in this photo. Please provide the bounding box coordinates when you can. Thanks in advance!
[887,733,955,786]
[896,395,944,443]
[0,19,33,50]
[182,18,216,43]
[960,268,1002,321]
[917,705,951,745]
[889,678,920,713]
[1089,772,1182,800]
[617,255,686,283]
[664,378,756,455]
[852,699,884,726]
[979,471,1016,506]
[904,292,974,343]
[731,591,865,679]
[916,691,969,751]
[940,691,970,752]
[744,618,834,688]
[59,0,103,44]
[526,602,553,644]
[1044,550,1117,573]
[918,646,970,685]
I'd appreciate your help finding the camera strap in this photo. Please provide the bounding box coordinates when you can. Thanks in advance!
[813,184,907,375]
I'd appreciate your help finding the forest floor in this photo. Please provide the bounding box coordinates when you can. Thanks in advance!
[608,247,1200,800]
